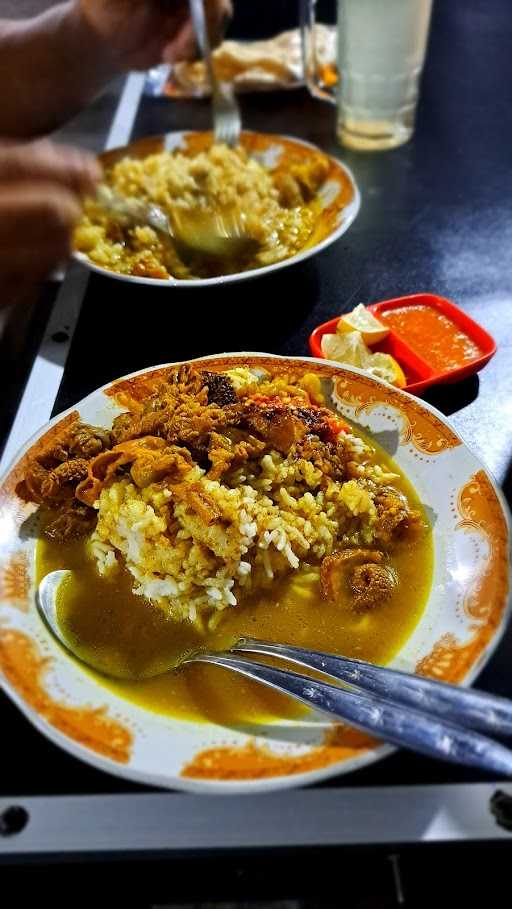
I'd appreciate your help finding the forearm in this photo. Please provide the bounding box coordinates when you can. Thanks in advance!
[0,3,119,138]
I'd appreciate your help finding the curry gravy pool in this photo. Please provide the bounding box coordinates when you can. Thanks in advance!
[36,448,433,728]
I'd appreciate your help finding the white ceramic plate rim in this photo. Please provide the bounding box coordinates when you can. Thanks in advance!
[1,353,510,794]
[73,132,361,288]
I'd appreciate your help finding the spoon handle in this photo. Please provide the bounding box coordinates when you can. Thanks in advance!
[189,0,216,89]
[235,638,512,737]
[191,653,512,776]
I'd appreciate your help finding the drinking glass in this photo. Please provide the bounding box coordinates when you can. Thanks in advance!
[301,0,434,151]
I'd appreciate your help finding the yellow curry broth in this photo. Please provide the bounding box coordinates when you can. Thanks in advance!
[35,429,433,727]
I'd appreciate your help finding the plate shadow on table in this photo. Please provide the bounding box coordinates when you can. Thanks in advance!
[501,458,512,506]
[52,260,321,414]
[468,448,512,698]
[165,261,320,360]
[422,375,479,416]
[207,718,332,749]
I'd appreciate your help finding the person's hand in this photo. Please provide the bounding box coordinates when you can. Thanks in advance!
[78,0,232,71]
[0,140,100,307]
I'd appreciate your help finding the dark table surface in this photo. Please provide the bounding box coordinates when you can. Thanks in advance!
[2,0,512,894]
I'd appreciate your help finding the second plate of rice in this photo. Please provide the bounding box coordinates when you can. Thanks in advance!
[73,131,360,287]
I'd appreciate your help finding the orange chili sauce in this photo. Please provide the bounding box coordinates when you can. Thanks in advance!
[380,305,483,372]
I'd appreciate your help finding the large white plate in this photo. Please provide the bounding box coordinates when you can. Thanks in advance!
[0,353,510,793]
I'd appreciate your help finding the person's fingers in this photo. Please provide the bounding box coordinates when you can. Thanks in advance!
[0,240,72,281]
[0,167,83,303]
[162,0,232,62]
[0,140,101,196]
[163,19,196,63]
[0,182,82,246]
[0,181,81,286]
[49,143,102,195]
[0,277,33,310]
[207,0,232,48]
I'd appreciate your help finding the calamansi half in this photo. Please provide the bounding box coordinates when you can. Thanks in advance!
[321,331,370,368]
[337,303,389,346]
[321,329,406,388]
[364,352,407,388]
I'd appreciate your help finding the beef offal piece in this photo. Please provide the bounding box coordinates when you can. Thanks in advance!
[349,563,397,611]
[320,548,383,603]
[44,499,97,541]
[202,372,237,407]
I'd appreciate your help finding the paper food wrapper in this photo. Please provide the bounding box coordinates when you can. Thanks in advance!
[145,27,337,98]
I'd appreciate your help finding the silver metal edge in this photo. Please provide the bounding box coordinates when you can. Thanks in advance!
[1,784,511,858]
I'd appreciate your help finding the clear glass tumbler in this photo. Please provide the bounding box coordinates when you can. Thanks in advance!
[301,0,434,151]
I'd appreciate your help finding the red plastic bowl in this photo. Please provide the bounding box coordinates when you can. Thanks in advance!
[309,293,497,396]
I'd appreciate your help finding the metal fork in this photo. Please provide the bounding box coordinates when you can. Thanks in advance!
[186,645,512,777]
[189,0,241,147]
[234,638,512,736]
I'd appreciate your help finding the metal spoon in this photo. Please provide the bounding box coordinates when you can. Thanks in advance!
[95,184,258,261]
[37,570,512,776]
